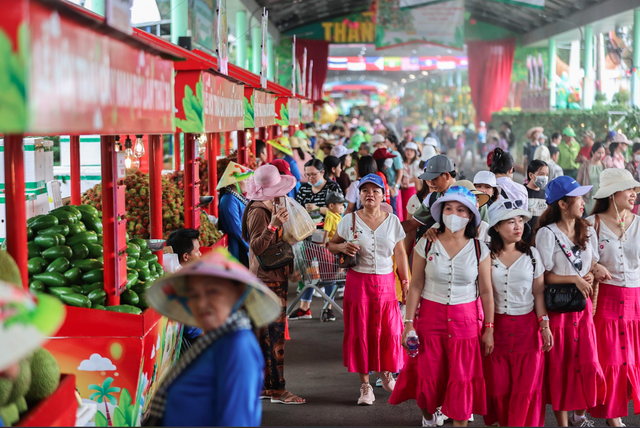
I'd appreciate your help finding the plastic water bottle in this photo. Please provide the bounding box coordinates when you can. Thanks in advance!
[407,330,419,358]
[311,258,320,280]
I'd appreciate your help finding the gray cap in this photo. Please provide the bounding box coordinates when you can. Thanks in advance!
[418,155,456,181]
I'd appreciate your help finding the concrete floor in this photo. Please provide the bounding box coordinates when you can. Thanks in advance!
[262,296,639,427]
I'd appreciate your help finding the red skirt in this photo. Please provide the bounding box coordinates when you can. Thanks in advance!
[390,299,486,421]
[591,284,640,419]
[483,311,545,427]
[546,297,606,411]
[343,270,404,373]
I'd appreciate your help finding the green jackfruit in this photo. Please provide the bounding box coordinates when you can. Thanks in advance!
[7,359,31,405]
[15,396,27,414]
[0,403,19,427]
[25,348,59,404]
[0,250,22,287]
[0,377,13,407]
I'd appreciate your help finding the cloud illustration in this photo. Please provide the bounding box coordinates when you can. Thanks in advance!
[78,353,117,371]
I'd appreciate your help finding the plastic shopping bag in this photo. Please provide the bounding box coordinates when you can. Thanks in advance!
[282,197,316,245]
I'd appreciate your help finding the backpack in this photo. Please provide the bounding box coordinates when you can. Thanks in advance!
[416,192,439,242]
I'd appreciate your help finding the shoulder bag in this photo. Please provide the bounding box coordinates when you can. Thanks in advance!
[255,209,294,271]
[543,227,587,313]
[339,212,357,269]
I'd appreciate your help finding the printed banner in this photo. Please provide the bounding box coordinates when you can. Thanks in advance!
[289,98,300,125]
[375,0,464,50]
[105,0,133,34]
[244,88,276,128]
[190,0,214,52]
[300,100,313,123]
[216,0,228,75]
[283,11,375,44]
[490,0,544,8]
[3,2,175,135]
[328,56,468,71]
[260,8,268,88]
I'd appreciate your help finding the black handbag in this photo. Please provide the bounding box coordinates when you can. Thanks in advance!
[339,212,357,269]
[256,241,294,271]
[543,227,587,313]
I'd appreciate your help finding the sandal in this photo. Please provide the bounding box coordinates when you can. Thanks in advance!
[260,389,272,399]
[270,390,306,405]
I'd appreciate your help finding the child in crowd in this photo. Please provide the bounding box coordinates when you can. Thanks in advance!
[324,192,347,242]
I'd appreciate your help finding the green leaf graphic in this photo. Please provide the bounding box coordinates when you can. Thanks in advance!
[244,93,255,129]
[175,76,205,132]
[275,103,289,127]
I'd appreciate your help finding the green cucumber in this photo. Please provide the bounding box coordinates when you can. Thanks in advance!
[153,262,164,274]
[29,280,46,293]
[81,282,103,295]
[92,305,106,310]
[66,231,98,247]
[131,281,150,295]
[141,254,158,264]
[33,272,68,288]
[41,245,73,261]
[148,263,156,273]
[53,233,66,246]
[129,238,147,250]
[97,235,103,245]
[87,289,107,304]
[134,260,148,270]
[126,243,140,260]
[34,234,59,249]
[45,257,70,274]
[81,212,103,233]
[76,205,100,217]
[86,243,103,258]
[125,270,139,289]
[27,242,41,259]
[70,259,103,272]
[121,290,139,306]
[60,293,91,308]
[63,267,82,284]
[126,258,137,269]
[27,258,46,275]
[140,249,152,258]
[82,268,104,284]
[70,244,89,261]
[28,215,58,231]
[50,210,76,225]
[72,285,83,294]
[27,227,34,240]
[136,268,151,281]
[136,293,149,310]
[47,286,75,297]
[58,206,83,221]
[67,223,86,237]
[106,305,142,315]
[37,225,70,237]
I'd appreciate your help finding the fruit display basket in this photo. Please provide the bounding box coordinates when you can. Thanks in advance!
[44,307,182,427]
[17,374,78,427]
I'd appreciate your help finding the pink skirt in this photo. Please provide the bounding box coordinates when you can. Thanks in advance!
[343,270,404,373]
[546,297,606,411]
[483,311,545,427]
[401,187,417,222]
[591,284,640,419]
[390,299,486,421]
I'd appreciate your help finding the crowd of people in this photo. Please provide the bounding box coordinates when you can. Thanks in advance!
[130,117,640,428]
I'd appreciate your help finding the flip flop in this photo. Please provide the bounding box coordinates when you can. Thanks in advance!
[260,389,272,399]
[270,391,306,405]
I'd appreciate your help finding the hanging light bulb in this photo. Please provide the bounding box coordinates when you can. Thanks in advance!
[133,134,145,158]
[114,135,121,152]
[124,136,140,175]
[196,134,207,157]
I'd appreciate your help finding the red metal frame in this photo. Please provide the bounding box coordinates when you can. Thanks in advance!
[237,130,247,167]
[100,136,119,306]
[184,133,197,229]
[69,135,81,205]
[208,133,219,217]
[149,135,163,265]
[174,132,181,171]
[5,134,28,288]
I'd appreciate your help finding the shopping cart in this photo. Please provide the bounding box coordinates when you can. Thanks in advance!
[287,239,347,315]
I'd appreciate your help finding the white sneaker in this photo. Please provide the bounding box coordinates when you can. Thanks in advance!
[378,371,396,393]
[435,408,448,426]
[357,383,375,405]
[569,413,595,427]
[469,414,474,422]
[422,416,437,427]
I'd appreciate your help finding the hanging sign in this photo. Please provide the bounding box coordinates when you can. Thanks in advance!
[105,0,133,35]
[284,11,375,44]
[489,0,544,8]
[190,0,215,52]
[376,0,464,50]
[289,98,300,125]
[300,100,313,123]
[300,48,307,99]
[216,0,229,75]
[291,35,297,96]
[244,88,276,128]
[260,8,269,88]
[308,60,314,99]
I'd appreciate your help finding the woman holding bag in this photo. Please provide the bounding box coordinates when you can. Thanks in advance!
[534,176,609,427]
[328,174,409,405]
[586,169,640,427]
[241,165,306,405]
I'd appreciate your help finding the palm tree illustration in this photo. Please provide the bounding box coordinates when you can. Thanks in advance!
[89,377,121,427]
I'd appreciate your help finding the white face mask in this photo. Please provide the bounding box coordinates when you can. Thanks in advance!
[443,214,470,233]
[635,154,640,163]
[384,158,394,169]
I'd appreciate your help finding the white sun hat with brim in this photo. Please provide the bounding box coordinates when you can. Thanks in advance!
[404,142,420,152]
[473,170,497,188]
[0,282,66,371]
[423,137,438,147]
[592,168,640,199]
[146,248,281,329]
[488,198,532,228]
[331,145,354,158]
[370,134,386,146]
[431,186,482,228]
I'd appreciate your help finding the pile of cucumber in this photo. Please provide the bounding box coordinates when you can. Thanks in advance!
[26,205,164,315]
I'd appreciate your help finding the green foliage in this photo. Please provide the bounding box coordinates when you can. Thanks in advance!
[612,89,630,106]
[0,24,28,133]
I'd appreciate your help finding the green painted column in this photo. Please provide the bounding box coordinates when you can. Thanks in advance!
[170,0,189,45]
[633,9,640,106]
[267,36,275,81]
[252,25,261,74]
[86,0,104,15]
[549,38,557,109]
[236,11,247,68]
[583,25,594,109]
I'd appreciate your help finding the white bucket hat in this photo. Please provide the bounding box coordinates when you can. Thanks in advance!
[404,142,419,152]
[592,168,640,199]
[331,145,354,158]
[431,186,482,227]
[488,198,532,228]
[473,170,497,188]
[370,134,386,146]
[423,137,438,147]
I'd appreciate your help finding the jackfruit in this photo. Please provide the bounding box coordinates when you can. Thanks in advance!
[0,403,19,427]
[25,348,59,404]
[7,360,31,404]
[14,396,27,414]
[0,250,22,288]
[0,377,13,407]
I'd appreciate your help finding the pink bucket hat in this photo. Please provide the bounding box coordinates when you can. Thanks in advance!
[146,248,281,328]
[244,164,297,201]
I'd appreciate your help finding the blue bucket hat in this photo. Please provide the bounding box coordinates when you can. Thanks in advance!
[358,173,385,191]
[431,186,481,227]
[545,176,592,204]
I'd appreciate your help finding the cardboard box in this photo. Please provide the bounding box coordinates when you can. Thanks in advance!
[60,135,101,167]
[0,138,48,191]
[0,194,37,242]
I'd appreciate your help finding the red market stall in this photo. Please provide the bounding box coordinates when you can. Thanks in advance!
[0,0,184,425]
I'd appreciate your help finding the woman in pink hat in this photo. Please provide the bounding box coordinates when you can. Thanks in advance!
[241,165,306,405]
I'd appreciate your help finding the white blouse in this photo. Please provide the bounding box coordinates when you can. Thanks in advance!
[478,221,490,244]
[345,180,361,210]
[337,212,406,275]
[535,223,599,277]
[415,237,490,305]
[491,247,544,315]
[586,215,640,288]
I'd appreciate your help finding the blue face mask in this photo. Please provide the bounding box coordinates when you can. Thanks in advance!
[312,177,324,187]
